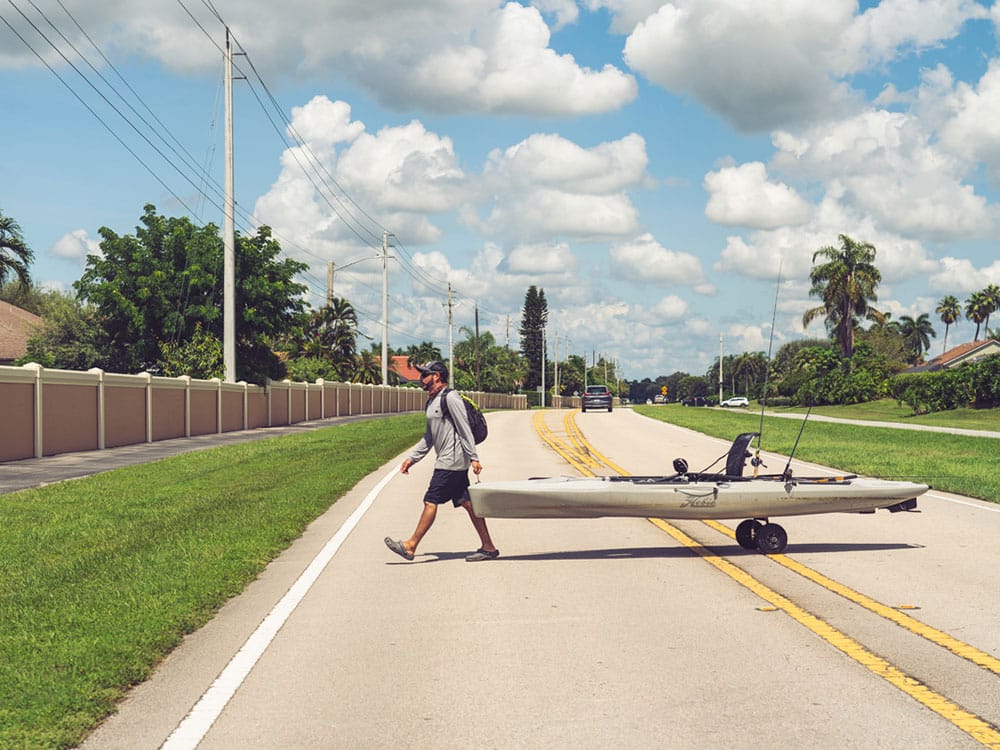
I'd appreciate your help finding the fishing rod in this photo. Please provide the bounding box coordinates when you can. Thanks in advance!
[782,402,812,480]
[753,260,783,476]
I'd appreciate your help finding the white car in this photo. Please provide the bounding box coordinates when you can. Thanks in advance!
[720,396,749,407]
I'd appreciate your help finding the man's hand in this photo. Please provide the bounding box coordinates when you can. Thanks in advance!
[401,458,413,475]
[471,460,482,475]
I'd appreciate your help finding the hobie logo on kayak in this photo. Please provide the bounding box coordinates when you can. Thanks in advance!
[678,489,717,508]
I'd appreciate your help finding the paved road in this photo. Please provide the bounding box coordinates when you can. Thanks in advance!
[77,408,999,749]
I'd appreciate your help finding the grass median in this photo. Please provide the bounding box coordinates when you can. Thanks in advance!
[634,404,999,503]
[0,413,424,749]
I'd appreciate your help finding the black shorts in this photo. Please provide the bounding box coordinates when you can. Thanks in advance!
[423,468,471,507]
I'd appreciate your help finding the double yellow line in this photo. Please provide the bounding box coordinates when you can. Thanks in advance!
[536,409,1000,748]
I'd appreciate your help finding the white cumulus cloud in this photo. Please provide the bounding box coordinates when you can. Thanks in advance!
[704,162,811,229]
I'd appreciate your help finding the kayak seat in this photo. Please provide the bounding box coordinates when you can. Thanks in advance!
[725,432,759,477]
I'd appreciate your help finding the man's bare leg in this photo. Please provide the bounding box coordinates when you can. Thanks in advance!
[404,501,438,555]
[461,500,497,552]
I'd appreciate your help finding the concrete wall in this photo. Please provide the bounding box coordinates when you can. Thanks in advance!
[0,364,529,463]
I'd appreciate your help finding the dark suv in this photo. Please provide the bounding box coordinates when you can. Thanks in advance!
[582,385,613,412]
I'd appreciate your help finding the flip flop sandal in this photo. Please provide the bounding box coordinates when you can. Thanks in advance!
[384,537,414,561]
[465,548,500,562]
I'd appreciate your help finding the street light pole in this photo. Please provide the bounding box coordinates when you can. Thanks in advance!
[223,28,235,382]
[381,230,393,387]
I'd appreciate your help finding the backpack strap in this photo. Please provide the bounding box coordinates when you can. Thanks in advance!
[436,387,455,428]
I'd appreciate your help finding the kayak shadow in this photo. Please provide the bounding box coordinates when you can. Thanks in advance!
[489,542,921,561]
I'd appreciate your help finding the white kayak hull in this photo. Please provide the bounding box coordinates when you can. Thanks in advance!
[468,475,929,520]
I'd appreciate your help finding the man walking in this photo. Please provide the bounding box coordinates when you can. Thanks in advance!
[384,360,500,562]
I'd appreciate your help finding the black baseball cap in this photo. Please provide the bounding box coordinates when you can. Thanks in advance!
[415,360,449,381]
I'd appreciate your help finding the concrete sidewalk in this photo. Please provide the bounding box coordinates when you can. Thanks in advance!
[759,410,1000,439]
[0,414,386,496]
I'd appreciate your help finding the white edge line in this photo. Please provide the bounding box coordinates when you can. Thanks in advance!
[926,490,1000,512]
[160,467,398,750]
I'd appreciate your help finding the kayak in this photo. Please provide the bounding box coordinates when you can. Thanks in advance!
[468,473,929,520]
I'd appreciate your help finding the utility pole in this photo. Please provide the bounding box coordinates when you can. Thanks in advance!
[381,231,392,386]
[223,28,236,382]
[719,335,725,402]
[474,303,481,390]
[554,331,559,400]
[447,283,454,384]
[541,326,546,408]
[326,261,334,306]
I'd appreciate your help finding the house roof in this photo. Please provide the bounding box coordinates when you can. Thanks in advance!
[0,301,42,363]
[389,355,422,383]
[905,338,1000,373]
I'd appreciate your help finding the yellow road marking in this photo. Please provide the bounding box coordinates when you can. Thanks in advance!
[535,411,1000,748]
[701,519,1000,677]
[649,518,1000,749]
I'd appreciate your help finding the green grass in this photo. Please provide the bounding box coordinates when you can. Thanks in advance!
[0,413,424,749]
[769,398,1000,431]
[633,404,1000,503]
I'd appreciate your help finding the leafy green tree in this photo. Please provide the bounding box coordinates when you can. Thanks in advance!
[935,295,961,353]
[284,356,342,383]
[0,210,33,287]
[453,327,526,392]
[157,323,223,379]
[802,234,882,358]
[518,285,548,389]
[677,374,710,400]
[75,205,308,383]
[855,324,908,371]
[557,353,586,397]
[734,351,768,398]
[897,313,936,364]
[965,290,989,341]
[17,291,103,370]
[0,280,46,314]
[403,341,442,369]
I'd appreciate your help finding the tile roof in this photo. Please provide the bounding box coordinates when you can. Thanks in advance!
[0,301,42,363]
[389,355,422,383]
[925,338,1000,368]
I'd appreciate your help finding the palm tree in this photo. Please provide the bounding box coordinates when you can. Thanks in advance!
[404,341,442,369]
[935,295,961,353]
[0,210,34,287]
[965,291,989,341]
[733,351,767,397]
[323,297,360,367]
[802,234,882,358]
[352,350,382,384]
[897,313,936,364]
[982,284,1000,335]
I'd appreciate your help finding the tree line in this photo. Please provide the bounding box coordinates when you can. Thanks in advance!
[627,235,999,412]
[2,207,616,394]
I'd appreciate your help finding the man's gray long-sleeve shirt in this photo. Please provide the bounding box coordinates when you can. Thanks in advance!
[408,388,479,470]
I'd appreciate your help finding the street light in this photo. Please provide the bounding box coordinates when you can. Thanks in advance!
[325,237,392,387]
[326,255,379,303]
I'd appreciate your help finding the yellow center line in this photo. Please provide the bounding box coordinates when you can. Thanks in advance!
[649,518,1000,749]
[537,410,1000,748]
[700,519,1000,677]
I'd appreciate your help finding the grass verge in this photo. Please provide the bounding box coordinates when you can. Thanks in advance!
[768,398,1000,431]
[634,404,999,503]
[0,413,424,749]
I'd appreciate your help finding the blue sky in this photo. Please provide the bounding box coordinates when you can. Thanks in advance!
[3,0,1000,380]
